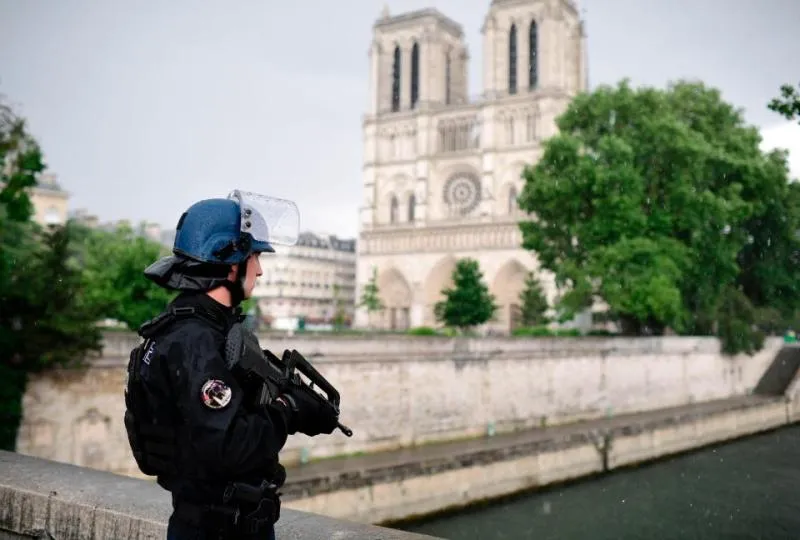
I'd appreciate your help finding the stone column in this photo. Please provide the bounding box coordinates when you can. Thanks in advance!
[482,16,496,97]
[401,42,411,110]
[368,40,380,115]
[420,33,432,107]
[579,22,589,91]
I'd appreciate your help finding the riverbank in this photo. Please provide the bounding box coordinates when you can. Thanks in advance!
[281,394,798,525]
[398,422,800,540]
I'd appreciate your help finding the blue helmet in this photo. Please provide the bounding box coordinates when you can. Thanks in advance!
[145,190,298,295]
[173,198,275,265]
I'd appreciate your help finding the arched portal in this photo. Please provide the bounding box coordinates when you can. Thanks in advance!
[377,267,412,330]
[491,259,530,333]
[423,256,457,326]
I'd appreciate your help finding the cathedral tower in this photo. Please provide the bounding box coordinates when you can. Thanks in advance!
[368,7,469,115]
[355,1,589,333]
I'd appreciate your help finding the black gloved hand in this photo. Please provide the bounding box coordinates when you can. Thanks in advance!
[274,384,339,438]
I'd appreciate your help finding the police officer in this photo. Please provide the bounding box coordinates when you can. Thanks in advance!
[123,192,340,539]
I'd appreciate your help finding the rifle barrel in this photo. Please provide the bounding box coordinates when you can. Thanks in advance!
[338,422,354,437]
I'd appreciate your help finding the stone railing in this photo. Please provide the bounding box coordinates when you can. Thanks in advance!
[0,450,439,540]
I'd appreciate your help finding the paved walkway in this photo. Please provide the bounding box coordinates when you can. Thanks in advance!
[284,395,782,485]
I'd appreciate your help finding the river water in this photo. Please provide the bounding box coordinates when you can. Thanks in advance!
[396,424,800,540]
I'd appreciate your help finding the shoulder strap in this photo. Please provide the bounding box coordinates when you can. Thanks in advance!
[138,305,227,339]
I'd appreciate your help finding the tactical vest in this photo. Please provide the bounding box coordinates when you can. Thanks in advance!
[124,306,226,478]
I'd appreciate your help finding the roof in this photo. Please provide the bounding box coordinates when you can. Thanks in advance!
[374,8,463,38]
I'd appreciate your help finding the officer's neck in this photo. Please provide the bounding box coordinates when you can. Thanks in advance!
[206,288,232,307]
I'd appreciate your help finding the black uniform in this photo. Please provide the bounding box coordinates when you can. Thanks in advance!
[125,291,289,539]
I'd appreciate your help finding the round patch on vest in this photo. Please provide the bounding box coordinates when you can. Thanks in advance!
[201,379,232,409]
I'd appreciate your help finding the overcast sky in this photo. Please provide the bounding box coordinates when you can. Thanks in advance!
[1,0,798,238]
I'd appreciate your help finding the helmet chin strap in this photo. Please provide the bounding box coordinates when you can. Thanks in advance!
[221,260,248,307]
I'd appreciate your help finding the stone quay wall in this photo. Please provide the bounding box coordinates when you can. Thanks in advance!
[14,332,783,477]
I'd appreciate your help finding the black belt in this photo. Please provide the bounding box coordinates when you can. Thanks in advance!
[172,481,282,535]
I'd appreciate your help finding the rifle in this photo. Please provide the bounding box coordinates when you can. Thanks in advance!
[225,323,353,437]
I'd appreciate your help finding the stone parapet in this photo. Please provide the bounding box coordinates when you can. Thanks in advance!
[0,450,440,540]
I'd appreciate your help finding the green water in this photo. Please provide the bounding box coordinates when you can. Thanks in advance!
[397,424,800,540]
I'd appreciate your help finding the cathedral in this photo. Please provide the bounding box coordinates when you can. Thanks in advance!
[353,0,589,332]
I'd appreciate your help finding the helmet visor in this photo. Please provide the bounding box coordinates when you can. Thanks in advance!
[227,189,300,247]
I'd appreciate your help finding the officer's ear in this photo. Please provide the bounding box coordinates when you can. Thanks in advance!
[226,264,239,281]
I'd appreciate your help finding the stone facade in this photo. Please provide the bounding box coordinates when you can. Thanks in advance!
[355,0,589,332]
[14,332,782,478]
[252,232,357,328]
[27,173,70,227]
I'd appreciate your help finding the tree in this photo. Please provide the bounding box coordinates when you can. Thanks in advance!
[434,258,497,332]
[519,271,549,326]
[0,96,104,450]
[768,83,800,123]
[517,79,798,353]
[744,83,800,333]
[358,266,384,327]
[75,223,174,330]
[0,99,38,222]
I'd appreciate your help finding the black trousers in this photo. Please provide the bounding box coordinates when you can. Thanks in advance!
[166,511,276,540]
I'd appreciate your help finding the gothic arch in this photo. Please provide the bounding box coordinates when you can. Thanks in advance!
[491,259,530,332]
[72,407,111,469]
[438,163,481,185]
[423,256,457,325]
[528,20,539,90]
[389,194,399,223]
[391,45,402,112]
[508,23,518,95]
[407,191,416,222]
[503,183,520,214]
[378,267,411,307]
[410,42,420,108]
[377,267,412,330]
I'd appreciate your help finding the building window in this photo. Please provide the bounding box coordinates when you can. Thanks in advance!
[389,195,399,223]
[529,21,539,90]
[410,42,419,109]
[508,186,518,213]
[44,206,61,225]
[391,46,401,112]
[508,24,518,95]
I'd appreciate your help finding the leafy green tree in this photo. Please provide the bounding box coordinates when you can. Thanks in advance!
[358,266,384,327]
[518,79,797,352]
[0,100,38,222]
[746,83,800,332]
[434,258,497,332]
[768,83,800,123]
[0,97,104,450]
[76,223,174,330]
[519,271,549,326]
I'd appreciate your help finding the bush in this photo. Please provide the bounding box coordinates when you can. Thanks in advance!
[407,326,440,336]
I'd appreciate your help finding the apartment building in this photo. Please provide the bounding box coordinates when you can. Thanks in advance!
[252,232,357,329]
